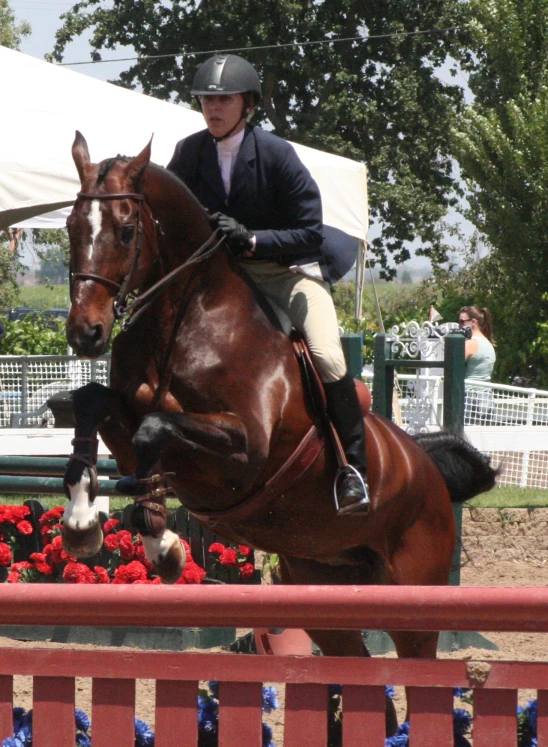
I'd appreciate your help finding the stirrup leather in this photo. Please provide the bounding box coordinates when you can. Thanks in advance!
[334,465,370,516]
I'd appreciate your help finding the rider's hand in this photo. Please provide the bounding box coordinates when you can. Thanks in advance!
[214,213,253,255]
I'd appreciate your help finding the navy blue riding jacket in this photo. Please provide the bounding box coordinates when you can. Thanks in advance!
[167,123,358,284]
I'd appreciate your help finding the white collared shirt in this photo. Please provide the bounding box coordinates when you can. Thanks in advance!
[216,129,245,197]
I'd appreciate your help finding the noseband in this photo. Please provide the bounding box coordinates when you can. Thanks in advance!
[71,191,225,328]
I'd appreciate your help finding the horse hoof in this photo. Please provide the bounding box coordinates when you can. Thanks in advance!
[61,521,104,559]
[153,537,186,584]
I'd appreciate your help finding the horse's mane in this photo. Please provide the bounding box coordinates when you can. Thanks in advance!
[96,154,212,225]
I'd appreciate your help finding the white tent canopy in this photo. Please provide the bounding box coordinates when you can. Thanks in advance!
[0,45,368,240]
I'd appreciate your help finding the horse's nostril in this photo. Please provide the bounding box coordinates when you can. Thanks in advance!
[87,324,104,343]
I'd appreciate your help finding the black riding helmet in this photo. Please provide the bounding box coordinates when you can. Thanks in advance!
[191,54,262,102]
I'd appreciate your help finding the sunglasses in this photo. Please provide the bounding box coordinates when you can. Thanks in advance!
[458,318,473,325]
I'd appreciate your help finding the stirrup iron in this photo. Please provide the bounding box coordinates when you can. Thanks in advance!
[334,464,371,516]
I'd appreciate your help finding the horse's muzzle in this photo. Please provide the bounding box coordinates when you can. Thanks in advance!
[66,320,108,358]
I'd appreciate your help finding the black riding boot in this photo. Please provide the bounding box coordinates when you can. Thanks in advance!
[324,372,370,515]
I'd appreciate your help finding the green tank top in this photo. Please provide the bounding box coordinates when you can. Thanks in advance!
[465,336,496,380]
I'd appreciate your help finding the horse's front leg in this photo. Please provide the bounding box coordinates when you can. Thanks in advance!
[117,411,251,583]
[62,382,134,558]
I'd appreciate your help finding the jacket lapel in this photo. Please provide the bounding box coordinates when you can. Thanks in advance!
[229,126,256,202]
[200,135,227,204]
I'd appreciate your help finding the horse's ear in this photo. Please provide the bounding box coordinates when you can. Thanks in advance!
[72,131,91,184]
[125,136,153,188]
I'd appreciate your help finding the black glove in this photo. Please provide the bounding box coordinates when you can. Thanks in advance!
[214,213,253,254]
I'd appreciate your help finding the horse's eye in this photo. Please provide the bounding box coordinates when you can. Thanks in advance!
[121,225,135,244]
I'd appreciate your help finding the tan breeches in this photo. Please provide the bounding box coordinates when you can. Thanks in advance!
[239,259,348,383]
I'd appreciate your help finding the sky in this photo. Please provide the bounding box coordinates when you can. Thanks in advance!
[10,0,474,274]
[13,0,133,83]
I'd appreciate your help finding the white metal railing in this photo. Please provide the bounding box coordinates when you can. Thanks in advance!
[1,356,547,490]
[363,372,548,490]
[0,355,110,427]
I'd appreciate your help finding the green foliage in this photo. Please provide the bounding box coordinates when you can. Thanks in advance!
[0,244,24,311]
[0,0,30,49]
[1,316,68,356]
[33,229,70,285]
[50,0,470,278]
[453,0,548,386]
[18,285,70,308]
[333,278,433,363]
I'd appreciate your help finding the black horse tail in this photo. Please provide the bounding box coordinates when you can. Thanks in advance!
[413,431,500,503]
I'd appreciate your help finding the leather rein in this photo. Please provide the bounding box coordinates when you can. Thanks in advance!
[71,191,226,329]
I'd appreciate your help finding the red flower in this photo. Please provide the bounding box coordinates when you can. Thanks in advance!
[103,534,120,552]
[219,548,238,567]
[11,561,32,572]
[238,545,251,557]
[118,534,135,560]
[239,562,255,579]
[7,571,21,583]
[103,518,120,533]
[209,542,226,554]
[0,542,12,567]
[133,577,162,585]
[40,506,65,524]
[16,520,33,536]
[94,566,110,584]
[45,535,75,564]
[112,560,149,584]
[63,562,97,584]
[176,560,206,584]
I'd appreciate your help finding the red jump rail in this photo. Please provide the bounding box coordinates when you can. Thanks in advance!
[0,584,546,746]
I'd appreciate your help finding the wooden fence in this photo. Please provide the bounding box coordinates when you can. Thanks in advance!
[0,584,545,745]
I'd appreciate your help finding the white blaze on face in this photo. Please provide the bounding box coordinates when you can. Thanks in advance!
[64,470,99,531]
[87,200,102,261]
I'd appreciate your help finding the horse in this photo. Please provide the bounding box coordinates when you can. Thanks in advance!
[63,131,497,732]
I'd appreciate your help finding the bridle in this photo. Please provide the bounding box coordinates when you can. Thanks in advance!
[70,191,226,329]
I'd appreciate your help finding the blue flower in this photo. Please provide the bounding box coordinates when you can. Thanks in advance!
[75,708,91,733]
[76,733,91,747]
[385,733,409,747]
[454,688,472,698]
[262,686,279,713]
[198,695,219,734]
[453,707,472,736]
[262,721,276,747]
[134,717,155,746]
[208,681,219,699]
[385,721,410,746]
[385,685,395,700]
[523,699,538,733]
[1,738,25,747]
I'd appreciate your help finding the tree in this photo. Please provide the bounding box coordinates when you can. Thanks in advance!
[51,0,470,278]
[452,0,548,386]
[33,229,70,286]
[0,0,30,49]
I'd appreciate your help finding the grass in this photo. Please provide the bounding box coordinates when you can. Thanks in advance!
[17,284,69,309]
[467,486,548,508]
[1,487,545,512]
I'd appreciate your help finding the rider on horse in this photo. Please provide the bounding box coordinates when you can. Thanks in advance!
[167,54,370,515]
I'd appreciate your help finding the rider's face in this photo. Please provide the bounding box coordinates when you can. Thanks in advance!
[201,94,247,139]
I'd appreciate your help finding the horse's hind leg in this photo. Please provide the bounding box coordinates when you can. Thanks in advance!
[62,382,134,558]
